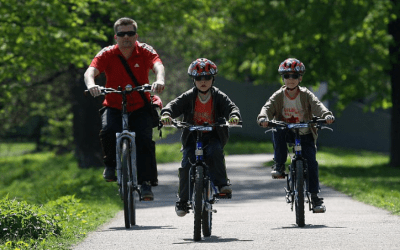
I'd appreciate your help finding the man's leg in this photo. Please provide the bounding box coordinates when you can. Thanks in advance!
[130,108,156,200]
[100,107,122,182]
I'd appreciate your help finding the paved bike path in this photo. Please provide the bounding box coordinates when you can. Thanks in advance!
[73,154,400,250]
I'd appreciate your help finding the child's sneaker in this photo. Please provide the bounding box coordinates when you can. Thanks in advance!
[175,200,188,217]
[219,185,232,194]
[271,163,285,179]
[311,194,326,213]
[140,181,154,201]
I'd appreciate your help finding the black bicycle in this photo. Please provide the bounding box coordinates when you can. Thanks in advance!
[265,117,333,227]
[163,118,241,241]
[85,84,152,228]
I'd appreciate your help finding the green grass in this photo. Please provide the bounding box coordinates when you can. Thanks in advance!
[1,141,399,249]
[0,149,121,250]
[317,147,400,215]
[0,142,36,157]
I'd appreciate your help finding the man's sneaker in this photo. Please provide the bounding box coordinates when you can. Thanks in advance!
[103,167,117,182]
[271,163,285,179]
[311,194,326,213]
[140,181,154,201]
[175,200,188,217]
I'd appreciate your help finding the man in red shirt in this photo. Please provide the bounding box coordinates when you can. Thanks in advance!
[84,17,165,201]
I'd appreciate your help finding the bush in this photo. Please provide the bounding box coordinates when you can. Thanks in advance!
[0,196,61,242]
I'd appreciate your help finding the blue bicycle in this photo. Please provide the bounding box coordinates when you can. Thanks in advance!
[265,117,333,227]
[163,118,241,241]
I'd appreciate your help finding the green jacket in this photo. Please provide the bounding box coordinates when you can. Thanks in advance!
[257,85,333,143]
[161,86,241,148]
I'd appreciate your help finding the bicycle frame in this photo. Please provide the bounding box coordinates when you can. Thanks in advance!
[284,125,311,211]
[115,90,138,194]
[187,126,220,207]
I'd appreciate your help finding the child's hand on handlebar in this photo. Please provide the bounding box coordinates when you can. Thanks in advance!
[228,116,240,125]
[259,118,269,128]
[160,115,172,125]
[325,115,335,124]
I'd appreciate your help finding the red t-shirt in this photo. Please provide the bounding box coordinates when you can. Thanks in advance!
[90,42,162,112]
[193,96,215,126]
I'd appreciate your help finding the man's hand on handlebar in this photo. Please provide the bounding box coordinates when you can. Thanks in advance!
[88,85,102,97]
[160,115,172,125]
[151,80,165,94]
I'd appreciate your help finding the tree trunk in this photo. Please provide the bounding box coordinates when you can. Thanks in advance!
[70,65,104,168]
[389,0,400,168]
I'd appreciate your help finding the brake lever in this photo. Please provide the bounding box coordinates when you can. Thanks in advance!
[320,126,333,131]
[265,128,277,133]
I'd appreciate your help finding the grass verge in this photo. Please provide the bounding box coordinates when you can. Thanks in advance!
[0,151,121,250]
[317,147,399,215]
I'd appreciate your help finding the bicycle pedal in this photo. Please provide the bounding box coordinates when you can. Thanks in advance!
[215,193,232,199]
[272,175,285,179]
[142,197,154,201]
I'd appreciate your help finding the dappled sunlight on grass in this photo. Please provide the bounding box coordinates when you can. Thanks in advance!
[318,148,398,215]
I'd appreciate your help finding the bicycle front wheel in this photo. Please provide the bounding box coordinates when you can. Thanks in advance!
[202,176,212,237]
[295,160,305,227]
[193,165,203,241]
[121,139,134,228]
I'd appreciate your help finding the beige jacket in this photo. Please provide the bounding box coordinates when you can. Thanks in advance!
[257,85,333,143]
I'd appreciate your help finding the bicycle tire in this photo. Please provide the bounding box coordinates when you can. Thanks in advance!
[202,176,212,237]
[193,165,203,241]
[295,160,305,227]
[129,140,137,226]
[121,139,132,228]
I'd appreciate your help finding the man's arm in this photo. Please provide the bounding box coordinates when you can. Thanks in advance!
[152,62,165,94]
[84,67,101,97]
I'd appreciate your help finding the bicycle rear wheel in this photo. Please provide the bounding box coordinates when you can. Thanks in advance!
[121,139,134,228]
[193,165,203,241]
[202,176,212,237]
[295,160,305,227]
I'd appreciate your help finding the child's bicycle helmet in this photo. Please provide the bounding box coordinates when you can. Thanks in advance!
[187,58,218,77]
[278,58,305,75]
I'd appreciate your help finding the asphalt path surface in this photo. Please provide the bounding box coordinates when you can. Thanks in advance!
[73,154,400,250]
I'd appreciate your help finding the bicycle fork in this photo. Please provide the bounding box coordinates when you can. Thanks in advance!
[188,140,218,214]
[284,158,311,211]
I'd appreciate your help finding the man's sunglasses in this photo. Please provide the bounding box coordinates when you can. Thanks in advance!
[283,74,300,79]
[194,75,213,81]
[116,31,137,37]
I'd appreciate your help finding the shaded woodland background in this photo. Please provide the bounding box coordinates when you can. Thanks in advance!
[0,0,399,168]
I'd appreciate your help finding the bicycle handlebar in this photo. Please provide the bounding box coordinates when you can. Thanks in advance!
[84,84,152,96]
[163,118,242,130]
[264,117,333,132]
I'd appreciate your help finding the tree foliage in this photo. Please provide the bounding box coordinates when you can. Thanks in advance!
[173,0,394,111]
[0,0,397,165]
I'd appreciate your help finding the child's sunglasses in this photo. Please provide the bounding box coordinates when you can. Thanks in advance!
[283,74,300,79]
[194,75,213,81]
[116,31,137,37]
